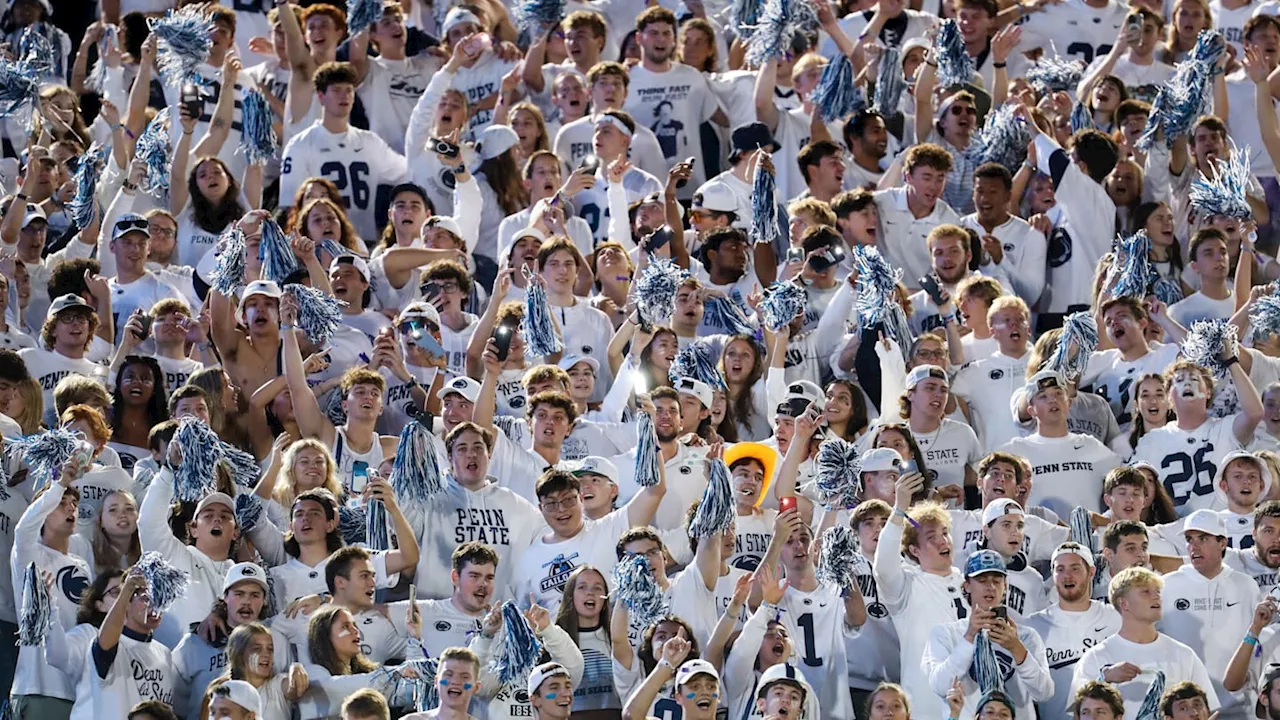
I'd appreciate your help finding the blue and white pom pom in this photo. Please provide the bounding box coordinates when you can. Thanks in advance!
[220,441,262,489]
[85,25,117,93]
[688,457,735,537]
[516,0,565,36]
[1180,318,1238,378]
[1152,276,1184,305]
[258,219,299,283]
[522,268,563,358]
[1135,671,1167,720]
[1069,506,1094,550]
[365,498,392,551]
[1137,30,1225,150]
[814,437,861,510]
[0,56,42,129]
[1046,312,1098,382]
[1070,101,1094,134]
[339,504,367,545]
[1250,293,1280,344]
[635,257,687,327]
[1108,230,1154,299]
[703,296,757,336]
[135,551,191,613]
[669,342,726,390]
[1189,143,1253,220]
[285,284,346,347]
[234,493,264,535]
[759,281,807,332]
[148,6,214,84]
[238,88,279,167]
[873,45,906,116]
[611,554,668,629]
[966,103,1032,171]
[210,227,247,296]
[376,659,441,712]
[68,143,106,230]
[933,19,974,87]
[489,601,544,688]
[752,154,781,249]
[18,25,56,78]
[1026,55,1084,95]
[732,0,762,39]
[744,0,818,67]
[135,109,172,195]
[633,411,662,489]
[347,0,388,37]
[389,419,443,510]
[852,245,912,361]
[973,631,1005,693]
[171,417,222,502]
[12,427,82,493]
[17,562,49,646]
[810,54,867,123]
[815,525,860,591]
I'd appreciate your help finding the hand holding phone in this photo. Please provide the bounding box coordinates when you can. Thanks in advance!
[991,605,1008,621]
[779,496,798,513]
[493,324,515,362]
[675,157,695,189]
[918,275,946,306]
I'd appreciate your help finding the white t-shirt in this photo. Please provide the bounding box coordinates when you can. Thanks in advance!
[623,63,722,193]
[1000,432,1123,516]
[156,355,203,392]
[552,113,669,180]
[514,508,634,613]
[279,123,409,243]
[1081,344,1181,428]
[358,54,441,155]
[1022,602,1123,720]
[108,272,184,345]
[1169,291,1237,327]
[909,419,983,489]
[776,582,855,720]
[1133,415,1244,515]
[451,51,519,137]
[951,352,1032,452]
[18,348,106,426]
[1070,633,1220,720]
[1082,55,1176,104]
[72,631,174,720]
[1018,0,1129,65]
[1212,0,1262,51]
[174,204,229,270]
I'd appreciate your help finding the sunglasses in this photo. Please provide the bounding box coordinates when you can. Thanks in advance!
[398,319,439,334]
[949,105,977,117]
[114,217,148,234]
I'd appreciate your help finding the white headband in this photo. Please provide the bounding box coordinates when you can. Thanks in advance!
[595,114,633,138]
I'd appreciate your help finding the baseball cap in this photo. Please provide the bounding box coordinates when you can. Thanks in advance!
[215,680,263,715]
[1025,370,1068,400]
[785,380,823,406]
[424,215,464,241]
[1257,664,1280,717]
[111,212,150,242]
[330,254,370,282]
[1051,541,1095,569]
[1183,508,1227,538]
[729,122,780,159]
[673,376,713,409]
[478,125,519,161]
[692,182,739,214]
[196,491,235,516]
[964,549,1008,578]
[46,293,93,320]
[499,225,548,269]
[21,204,45,228]
[397,301,442,328]
[982,497,1026,527]
[221,562,269,595]
[442,6,482,35]
[860,447,903,474]
[568,456,619,485]
[438,376,482,403]
[724,442,780,505]
[756,662,811,701]
[558,354,600,374]
[905,364,948,390]
[236,279,284,320]
[977,690,1017,720]
[675,659,719,687]
[527,661,571,698]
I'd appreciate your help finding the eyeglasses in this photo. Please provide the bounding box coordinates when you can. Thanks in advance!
[914,349,947,361]
[627,547,664,560]
[540,494,580,512]
[949,105,977,117]
[149,225,177,238]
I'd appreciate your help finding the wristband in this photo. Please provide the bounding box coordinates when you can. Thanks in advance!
[993,61,1007,68]
[926,60,939,67]
[941,311,958,325]
[658,658,676,671]
[893,508,920,527]
[282,323,297,331]
[122,180,137,191]
[1245,633,1260,647]
[1224,355,1240,367]
[15,193,27,201]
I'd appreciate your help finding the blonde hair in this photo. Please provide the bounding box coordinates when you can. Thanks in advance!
[901,501,950,563]
[12,376,42,434]
[786,198,837,227]
[1109,566,1163,606]
[274,439,344,509]
[987,295,1029,325]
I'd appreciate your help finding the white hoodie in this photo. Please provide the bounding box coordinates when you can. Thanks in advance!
[922,616,1054,720]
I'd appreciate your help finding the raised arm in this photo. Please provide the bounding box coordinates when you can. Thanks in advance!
[754,59,781,132]
[193,55,242,159]
[1245,48,1280,173]
[366,477,420,575]
[622,635,692,720]
[914,53,938,148]
[280,293,336,445]
[169,107,197,215]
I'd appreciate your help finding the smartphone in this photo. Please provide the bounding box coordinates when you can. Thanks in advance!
[132,310,152,341]
[1126,14,1143,34]
[809,245,845,272]
[644,225,673,253]
[180,83,203,121]
[992,605,1008,621]
[578,154,601,174]
[430,136,460,159]
[785,247,806,264]
[918,275,946,306]
[464,32,492,56]
[493,323,515,362]
[350,461,370,500]
[675,157,695,189]
[411,329,447,358]
[409,583,417,607]
[421,281,441,303]
[901,459,918,475]
[779,496,798,514]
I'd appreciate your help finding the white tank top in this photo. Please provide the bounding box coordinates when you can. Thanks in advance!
[331,426,385,497]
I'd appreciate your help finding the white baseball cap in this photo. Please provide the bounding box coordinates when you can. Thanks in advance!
[1025,370,1068,400]
[675,658,720,687]
[438,376,482,403]
[1183,508,1227,538]
[1051,541,1095,569]
[221,562,269,595]
[236,279,283,321]
[215,679,263,715]
[21,204,46,228]
[982,497,1025,527]
[558,354,600,374]
[568,456,619,484]
[478,125,519,161]
[527,661,571,698]
[329,254,370,282]
[673,376,713,409]
[397,301,442,328]
[691,181,738,214]
[424,215,464,242]
[196,492,236,516]
[46,293,93,320]
[905,364,948,390]
[860,447,903,474]
[442,7,482,35]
